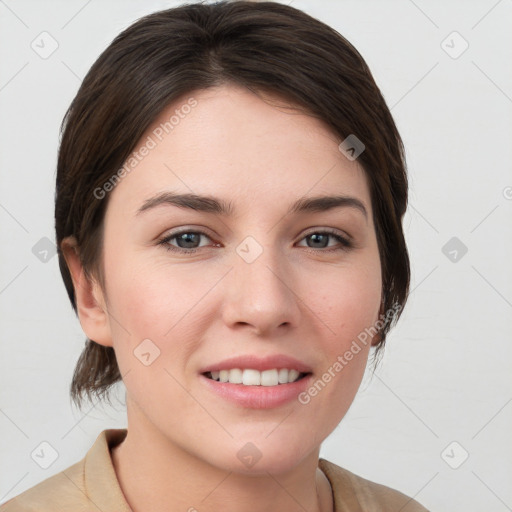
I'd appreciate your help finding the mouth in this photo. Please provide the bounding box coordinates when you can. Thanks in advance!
[202,368,311,386]
[200,363,314,409]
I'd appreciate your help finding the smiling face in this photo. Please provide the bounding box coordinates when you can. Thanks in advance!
[72,83,382,474]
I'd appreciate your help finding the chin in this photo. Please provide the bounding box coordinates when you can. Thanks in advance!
[204,434,317,476]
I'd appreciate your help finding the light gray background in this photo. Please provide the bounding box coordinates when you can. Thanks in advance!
[1,1,511,511]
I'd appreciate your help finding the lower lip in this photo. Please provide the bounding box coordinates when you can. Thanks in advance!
[199,373,313,409]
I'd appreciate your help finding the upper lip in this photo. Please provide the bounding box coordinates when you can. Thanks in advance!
[200,354,313,374]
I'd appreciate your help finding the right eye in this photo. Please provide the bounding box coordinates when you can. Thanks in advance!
[157,230,216,253]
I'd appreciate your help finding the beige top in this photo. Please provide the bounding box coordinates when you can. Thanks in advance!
[0,429,428,511]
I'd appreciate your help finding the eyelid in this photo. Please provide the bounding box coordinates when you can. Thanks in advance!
[300,226,352,242]
[159,225,216,241]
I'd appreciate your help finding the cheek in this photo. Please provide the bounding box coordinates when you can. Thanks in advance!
[107,254,190,329]
[302,282,379,423]
[312,262,382,345]
[296,283,380,442]
[303,258,381,405]
[105,263,206,398]
[106,255,225,360]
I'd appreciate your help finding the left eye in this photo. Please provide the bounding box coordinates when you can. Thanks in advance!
[158,230,351,253]
[297,231,351,250]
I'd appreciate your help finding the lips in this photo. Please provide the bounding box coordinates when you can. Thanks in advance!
[200,371,314,409]
[199,354,313,374]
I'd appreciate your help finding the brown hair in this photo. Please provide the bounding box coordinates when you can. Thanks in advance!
[55,0,410,410]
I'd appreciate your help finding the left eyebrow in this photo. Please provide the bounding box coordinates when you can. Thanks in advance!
[136,191,368,220]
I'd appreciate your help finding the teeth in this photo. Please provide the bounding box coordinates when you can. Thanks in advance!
[243,369,261,386]
[260,369,277,386]
[278,368,289,384]
[206,368,305,385]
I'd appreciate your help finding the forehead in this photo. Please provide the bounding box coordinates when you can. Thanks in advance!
[106,83,372,220]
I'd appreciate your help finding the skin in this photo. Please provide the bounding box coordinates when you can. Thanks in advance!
[62,83,382,512]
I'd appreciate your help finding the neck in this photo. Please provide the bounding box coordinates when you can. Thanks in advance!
[111,415,333,512]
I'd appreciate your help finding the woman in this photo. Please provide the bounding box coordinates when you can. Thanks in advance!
[1,1,427,511]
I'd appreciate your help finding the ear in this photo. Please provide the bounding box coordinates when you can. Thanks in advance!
[61,236,113,347]
[370,331,382,347]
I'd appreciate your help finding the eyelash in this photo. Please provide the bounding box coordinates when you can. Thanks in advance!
[157,228,353,254]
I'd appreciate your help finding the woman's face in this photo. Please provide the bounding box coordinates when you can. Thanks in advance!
[92,83,382,473]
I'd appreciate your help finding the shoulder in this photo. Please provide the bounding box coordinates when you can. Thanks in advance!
[318,458,430,512]
[0,429,129,512]
[0,458,88,512]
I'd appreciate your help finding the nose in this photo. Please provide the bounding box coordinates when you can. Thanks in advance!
[221,241,302,337]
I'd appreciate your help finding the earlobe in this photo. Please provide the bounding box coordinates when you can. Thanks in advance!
[371,331,382,347]
[61,237,113,347]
